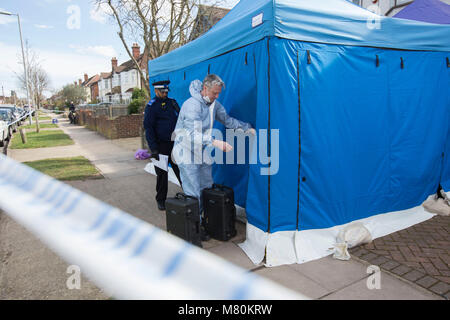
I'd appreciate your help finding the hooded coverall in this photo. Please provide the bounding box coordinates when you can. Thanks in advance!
[173,80,252,214]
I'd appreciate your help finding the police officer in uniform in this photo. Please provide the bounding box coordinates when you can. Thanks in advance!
[68,101,76,124]
[144,80,182,210]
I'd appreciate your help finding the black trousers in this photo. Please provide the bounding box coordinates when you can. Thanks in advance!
[155,141,181,203]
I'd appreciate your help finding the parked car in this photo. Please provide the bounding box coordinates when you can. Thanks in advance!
[98,102,112,107]
[16,106,27,120]
[0,108,18,134]
[0,104,23,125]
[0,110,10,147]
[23,105,35,117]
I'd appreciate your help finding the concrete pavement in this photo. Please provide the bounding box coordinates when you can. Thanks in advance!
[0,113,444,300]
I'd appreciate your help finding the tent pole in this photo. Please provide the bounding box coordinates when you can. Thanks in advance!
[296,50,302,231]
[267,37,271,234]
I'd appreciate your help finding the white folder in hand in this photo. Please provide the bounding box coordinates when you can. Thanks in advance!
[151,154,169,171]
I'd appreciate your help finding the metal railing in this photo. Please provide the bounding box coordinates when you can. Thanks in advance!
[76,104,129,118]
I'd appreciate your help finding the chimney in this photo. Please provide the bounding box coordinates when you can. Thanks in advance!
[84,73,88,82]
[111,57,118,70]
[132,43,140,60]
[78,79,82,86]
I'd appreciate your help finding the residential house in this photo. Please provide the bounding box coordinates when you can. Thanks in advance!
[189,5,230,42]
[98,43,148,104]
[79,74,93,103]
[98,71,112,103]
[87,75,100,103]
[79,73,101,103]
[0,94,15,104]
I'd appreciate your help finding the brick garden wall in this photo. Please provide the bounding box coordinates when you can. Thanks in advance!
[77,110,144,139]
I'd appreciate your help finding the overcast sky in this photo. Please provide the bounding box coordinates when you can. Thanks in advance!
[0,0,240,99]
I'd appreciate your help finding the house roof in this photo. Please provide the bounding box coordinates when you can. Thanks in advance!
[85,74,100,87]
[81,74,100,87]
[189,5,230,41]
[100,72,112,80]
[111,46,149,75]
[81,75,98,87]
[148,0,450,77]
[114,54,143,73]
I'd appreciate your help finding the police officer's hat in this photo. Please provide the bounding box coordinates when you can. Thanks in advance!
[152,80,170,92]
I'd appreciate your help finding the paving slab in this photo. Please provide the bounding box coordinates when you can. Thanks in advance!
[206,241,258,271]
[287,255,369,292]
[322,272,441,300]
[253,265,329,299]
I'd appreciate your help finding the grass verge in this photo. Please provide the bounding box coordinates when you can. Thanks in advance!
[23,156,103,181]
[22,123,59,129]
[10,129,74,149]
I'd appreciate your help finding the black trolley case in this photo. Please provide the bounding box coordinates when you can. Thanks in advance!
[202,184,237,241]
[165,193,202,247]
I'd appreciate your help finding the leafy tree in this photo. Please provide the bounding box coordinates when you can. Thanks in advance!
[131,88,146,100]
[61,84,87,107]
[128,87,147,114]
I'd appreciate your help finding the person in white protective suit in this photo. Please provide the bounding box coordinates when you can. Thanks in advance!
[172,74,255,240]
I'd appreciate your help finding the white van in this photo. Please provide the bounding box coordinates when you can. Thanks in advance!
[0,113,9,147]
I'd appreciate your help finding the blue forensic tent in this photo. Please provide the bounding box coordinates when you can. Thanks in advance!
[149,0,450,266]
[394,0,450,24]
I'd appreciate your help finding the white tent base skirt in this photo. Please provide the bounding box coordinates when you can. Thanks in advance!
[238,195,447,267]
[144,163,446,268]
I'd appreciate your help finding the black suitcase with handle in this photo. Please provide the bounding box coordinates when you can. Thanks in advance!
[202,184,237,241]
[165,193,202,247]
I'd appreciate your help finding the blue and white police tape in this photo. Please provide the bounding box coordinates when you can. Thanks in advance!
[7,110,34,127]
[0,154,307,300]
[0,110,39,132]
[39,108,66,114]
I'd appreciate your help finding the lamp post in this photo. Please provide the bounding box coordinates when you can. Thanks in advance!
[0,10,32,124]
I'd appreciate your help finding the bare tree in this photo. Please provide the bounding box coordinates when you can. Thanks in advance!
[31,67,51,110]
[94,0,227,97]
[15,41,51,109]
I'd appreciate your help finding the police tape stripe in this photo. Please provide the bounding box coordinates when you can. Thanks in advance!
[39,108,66,113]
[0,154,307,300]
[1,109,63,134]
[1,111,33,131]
